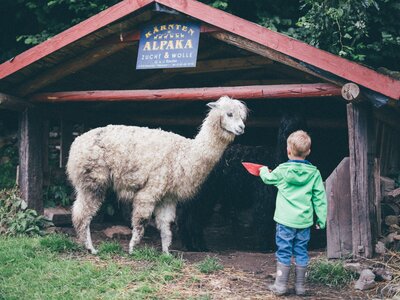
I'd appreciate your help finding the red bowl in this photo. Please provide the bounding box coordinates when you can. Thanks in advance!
[241,162,265,176]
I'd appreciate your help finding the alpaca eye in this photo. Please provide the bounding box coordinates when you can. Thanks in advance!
[227,112,233,117]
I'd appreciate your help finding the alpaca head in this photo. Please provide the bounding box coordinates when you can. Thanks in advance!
[206,96,248,137]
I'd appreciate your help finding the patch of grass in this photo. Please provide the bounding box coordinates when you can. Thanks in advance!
[308,258,358,288]
[98,241,124,258]
[196,256,223,274]
[130,246,161,261]
[188,295,212,300]
[39,234,82,253]
[0,236,186,299]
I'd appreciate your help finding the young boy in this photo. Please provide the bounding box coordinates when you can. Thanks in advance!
[259,130,327,296]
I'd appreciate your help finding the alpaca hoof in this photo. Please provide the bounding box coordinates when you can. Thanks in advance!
[89,248,98,255]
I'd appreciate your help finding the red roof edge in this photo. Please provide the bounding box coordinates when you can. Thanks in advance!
[0,0,398,100]
[0,0,154,80]
[155,0,400,100]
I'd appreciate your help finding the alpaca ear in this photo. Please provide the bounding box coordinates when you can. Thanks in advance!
[207,102,219,109]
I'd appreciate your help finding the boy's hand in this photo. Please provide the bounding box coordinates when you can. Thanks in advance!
[315,224,320,230]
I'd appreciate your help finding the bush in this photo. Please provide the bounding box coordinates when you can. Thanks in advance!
[0,142,18,189]
[44,184,72,207]
[0,188,51,236]
[308,258,358,288]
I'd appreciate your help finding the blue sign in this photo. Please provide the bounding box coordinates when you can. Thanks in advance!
[136,22,200,69]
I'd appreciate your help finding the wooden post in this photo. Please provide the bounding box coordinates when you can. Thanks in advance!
[18,108,44,213]
[326,157,352,258]
[59,118,73,168]
[347,103,376,258]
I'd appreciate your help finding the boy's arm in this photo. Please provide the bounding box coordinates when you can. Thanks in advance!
[312,172,328,229]
[259,166,281,186]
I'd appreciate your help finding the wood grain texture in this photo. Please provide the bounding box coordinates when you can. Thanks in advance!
[31,83,342,102]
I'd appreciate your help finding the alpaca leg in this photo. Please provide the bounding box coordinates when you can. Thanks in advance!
[155,201,176,254]
[129,195,157,254]
[72,188,104,254]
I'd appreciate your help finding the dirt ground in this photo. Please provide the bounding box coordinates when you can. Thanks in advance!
[56,224,383,300]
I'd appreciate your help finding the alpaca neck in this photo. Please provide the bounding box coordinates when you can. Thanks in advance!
[175,115,233,198]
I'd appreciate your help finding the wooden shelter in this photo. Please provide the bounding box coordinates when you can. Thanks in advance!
[0,0,399,257]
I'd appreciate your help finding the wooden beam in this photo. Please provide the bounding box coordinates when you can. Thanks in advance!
[210,31,343,86]
[31,83,342,102]
[16,43,129,96]
[18,108,44,214]
[347,103,375,258]
[0,92,33,111]
[163,56,273,74]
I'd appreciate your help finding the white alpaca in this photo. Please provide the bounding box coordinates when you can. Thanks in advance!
[66,96,248,254]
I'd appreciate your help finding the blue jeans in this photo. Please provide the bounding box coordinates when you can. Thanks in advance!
[275,223,310,267]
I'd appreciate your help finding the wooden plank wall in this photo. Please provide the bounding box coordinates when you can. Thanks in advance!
[326,157,352,258]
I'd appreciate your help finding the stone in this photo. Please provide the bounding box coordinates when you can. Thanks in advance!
[103,225,132,239]
[375,241,386,255]
[344,262,363,274]
[385,215,399,226]
[354,269,376,291]
[372,267,393,281]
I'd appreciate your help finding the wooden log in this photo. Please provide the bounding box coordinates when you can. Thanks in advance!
[18,108,44,214]
[326,157,353,258]
[385,188,400,202]
[31,83,342,102]
[381,176,395,198]
[0,93,33,111]
[342,83,362,102]
[347,103,375,258]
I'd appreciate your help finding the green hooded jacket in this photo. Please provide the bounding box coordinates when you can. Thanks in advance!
[259,162,327,229]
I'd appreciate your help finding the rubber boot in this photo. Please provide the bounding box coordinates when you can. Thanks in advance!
[268,262,290,296]
[295,265,307,296]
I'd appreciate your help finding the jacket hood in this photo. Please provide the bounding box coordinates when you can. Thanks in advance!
[283,163,317,186]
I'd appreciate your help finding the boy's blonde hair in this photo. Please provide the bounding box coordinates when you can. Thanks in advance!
[287,130,311,157]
